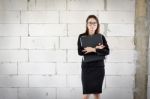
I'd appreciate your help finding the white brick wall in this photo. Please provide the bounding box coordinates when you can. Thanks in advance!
[0,88,17,99]
[18,88,56,99]
[0,11,20,23]
[29,75,67,87]
[102,88,133,99]
[57,88,82,99]
[0,0,136,99]
[18,63,56,74]
[21,11,59,23]
[107,0,135,11]
[0,63,17,74]
[99,11,135,23]
[0,0,27,10]
[0,50,28,62]
[107,24,134,36]
[28,0,66,11]
[0,37,20,49]
[0,24,28,36]
[56,62,81,74]
[67,0,104,10]
[60,11,98,23]
[0,75,28,87]
[21,37,59,49]
[29,24,67,36]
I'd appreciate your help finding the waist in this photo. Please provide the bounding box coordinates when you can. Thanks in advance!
[82,60,105,68]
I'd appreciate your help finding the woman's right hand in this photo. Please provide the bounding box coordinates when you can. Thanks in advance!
[95,43,105,49]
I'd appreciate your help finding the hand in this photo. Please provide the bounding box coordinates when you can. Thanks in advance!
[95,43,105,49]
[82,47,96,54]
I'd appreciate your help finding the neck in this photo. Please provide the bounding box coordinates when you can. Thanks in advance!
[89,31,95,35]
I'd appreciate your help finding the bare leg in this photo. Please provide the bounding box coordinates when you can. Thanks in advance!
[82,94,90,99]
[93,93,100,99]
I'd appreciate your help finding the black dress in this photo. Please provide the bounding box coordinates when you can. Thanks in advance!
[77,33,109,94]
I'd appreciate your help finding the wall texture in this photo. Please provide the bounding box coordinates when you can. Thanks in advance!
[0,0,136,99]
[148,0,150,98]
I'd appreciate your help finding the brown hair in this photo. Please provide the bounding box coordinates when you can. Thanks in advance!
[85,15,100,35]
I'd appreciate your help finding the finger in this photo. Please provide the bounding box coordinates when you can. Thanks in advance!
[82,50,86,52]
[100,45,105,47]
[102,46,105,49]
[84,51,89,54]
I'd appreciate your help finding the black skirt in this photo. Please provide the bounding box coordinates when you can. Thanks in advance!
[81,60,105,94]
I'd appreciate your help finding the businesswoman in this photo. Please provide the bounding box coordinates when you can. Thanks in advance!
[77,15,109,99]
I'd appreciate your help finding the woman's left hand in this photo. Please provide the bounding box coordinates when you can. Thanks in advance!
[82,47,96,54]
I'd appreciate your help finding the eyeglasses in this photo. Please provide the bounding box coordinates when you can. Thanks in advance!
[87,22,97,26]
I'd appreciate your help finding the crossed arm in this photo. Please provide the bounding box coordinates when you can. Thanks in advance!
[77,35,109,56]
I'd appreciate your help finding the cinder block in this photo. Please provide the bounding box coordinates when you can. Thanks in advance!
[106,50,136,62]
[0,75,28,87]
[56,62,81,75]
[107,37,135,50]
[102,88,133,99]
[68,24,86,36]
[29,75,67,87]
[0,37,20,49]
[0,88,17,99]
[57,88,82,99]
[60,11,98,23]
[29,0,66,10]
[107,0,135,11]
[18,88,56,99]
[67,75,82,87]
[29,24,67,36]
[0,50,28,62]
[67,0,104,10]
[21,11,59,23]
[0,63,17,74]
[21,37,59,49]
[105,62,135,75]
[67,50,82,62]
[18,63,56,74]
[0,24,28,36]
[107,24,134,36]
[99,11,134,23]
[105,76,134,88]
[0,11,20,23]
[29,50,66,62]
[60,37,78,49]
[0,0,27,10]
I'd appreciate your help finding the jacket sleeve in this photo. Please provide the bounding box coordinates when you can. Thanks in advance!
[77,35,85,56]
[96,35,110,56]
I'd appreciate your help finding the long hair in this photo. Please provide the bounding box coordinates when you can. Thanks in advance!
[85,15,100,35]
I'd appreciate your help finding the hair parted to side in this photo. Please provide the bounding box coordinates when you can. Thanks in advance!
[85,15,100,35]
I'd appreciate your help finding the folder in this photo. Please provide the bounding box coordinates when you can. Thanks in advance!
[80,34,104,62]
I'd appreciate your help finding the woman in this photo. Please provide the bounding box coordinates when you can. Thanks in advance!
[77,15,109,99]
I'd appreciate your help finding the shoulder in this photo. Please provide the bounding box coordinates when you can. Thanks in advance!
[98,33,107,42]
[78,33,87,38]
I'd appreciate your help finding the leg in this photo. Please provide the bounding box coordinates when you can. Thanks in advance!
[93,93,100,99]
[82,94,90,99]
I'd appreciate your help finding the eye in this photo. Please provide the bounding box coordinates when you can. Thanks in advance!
[87,22,97,25]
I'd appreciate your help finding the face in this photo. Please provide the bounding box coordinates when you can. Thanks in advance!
[87,18,98,35]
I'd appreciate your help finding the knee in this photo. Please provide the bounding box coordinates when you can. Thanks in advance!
[83,94,90,98]
[93,94,100,97]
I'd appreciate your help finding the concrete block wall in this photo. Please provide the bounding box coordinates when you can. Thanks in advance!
[0,0,135,99]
